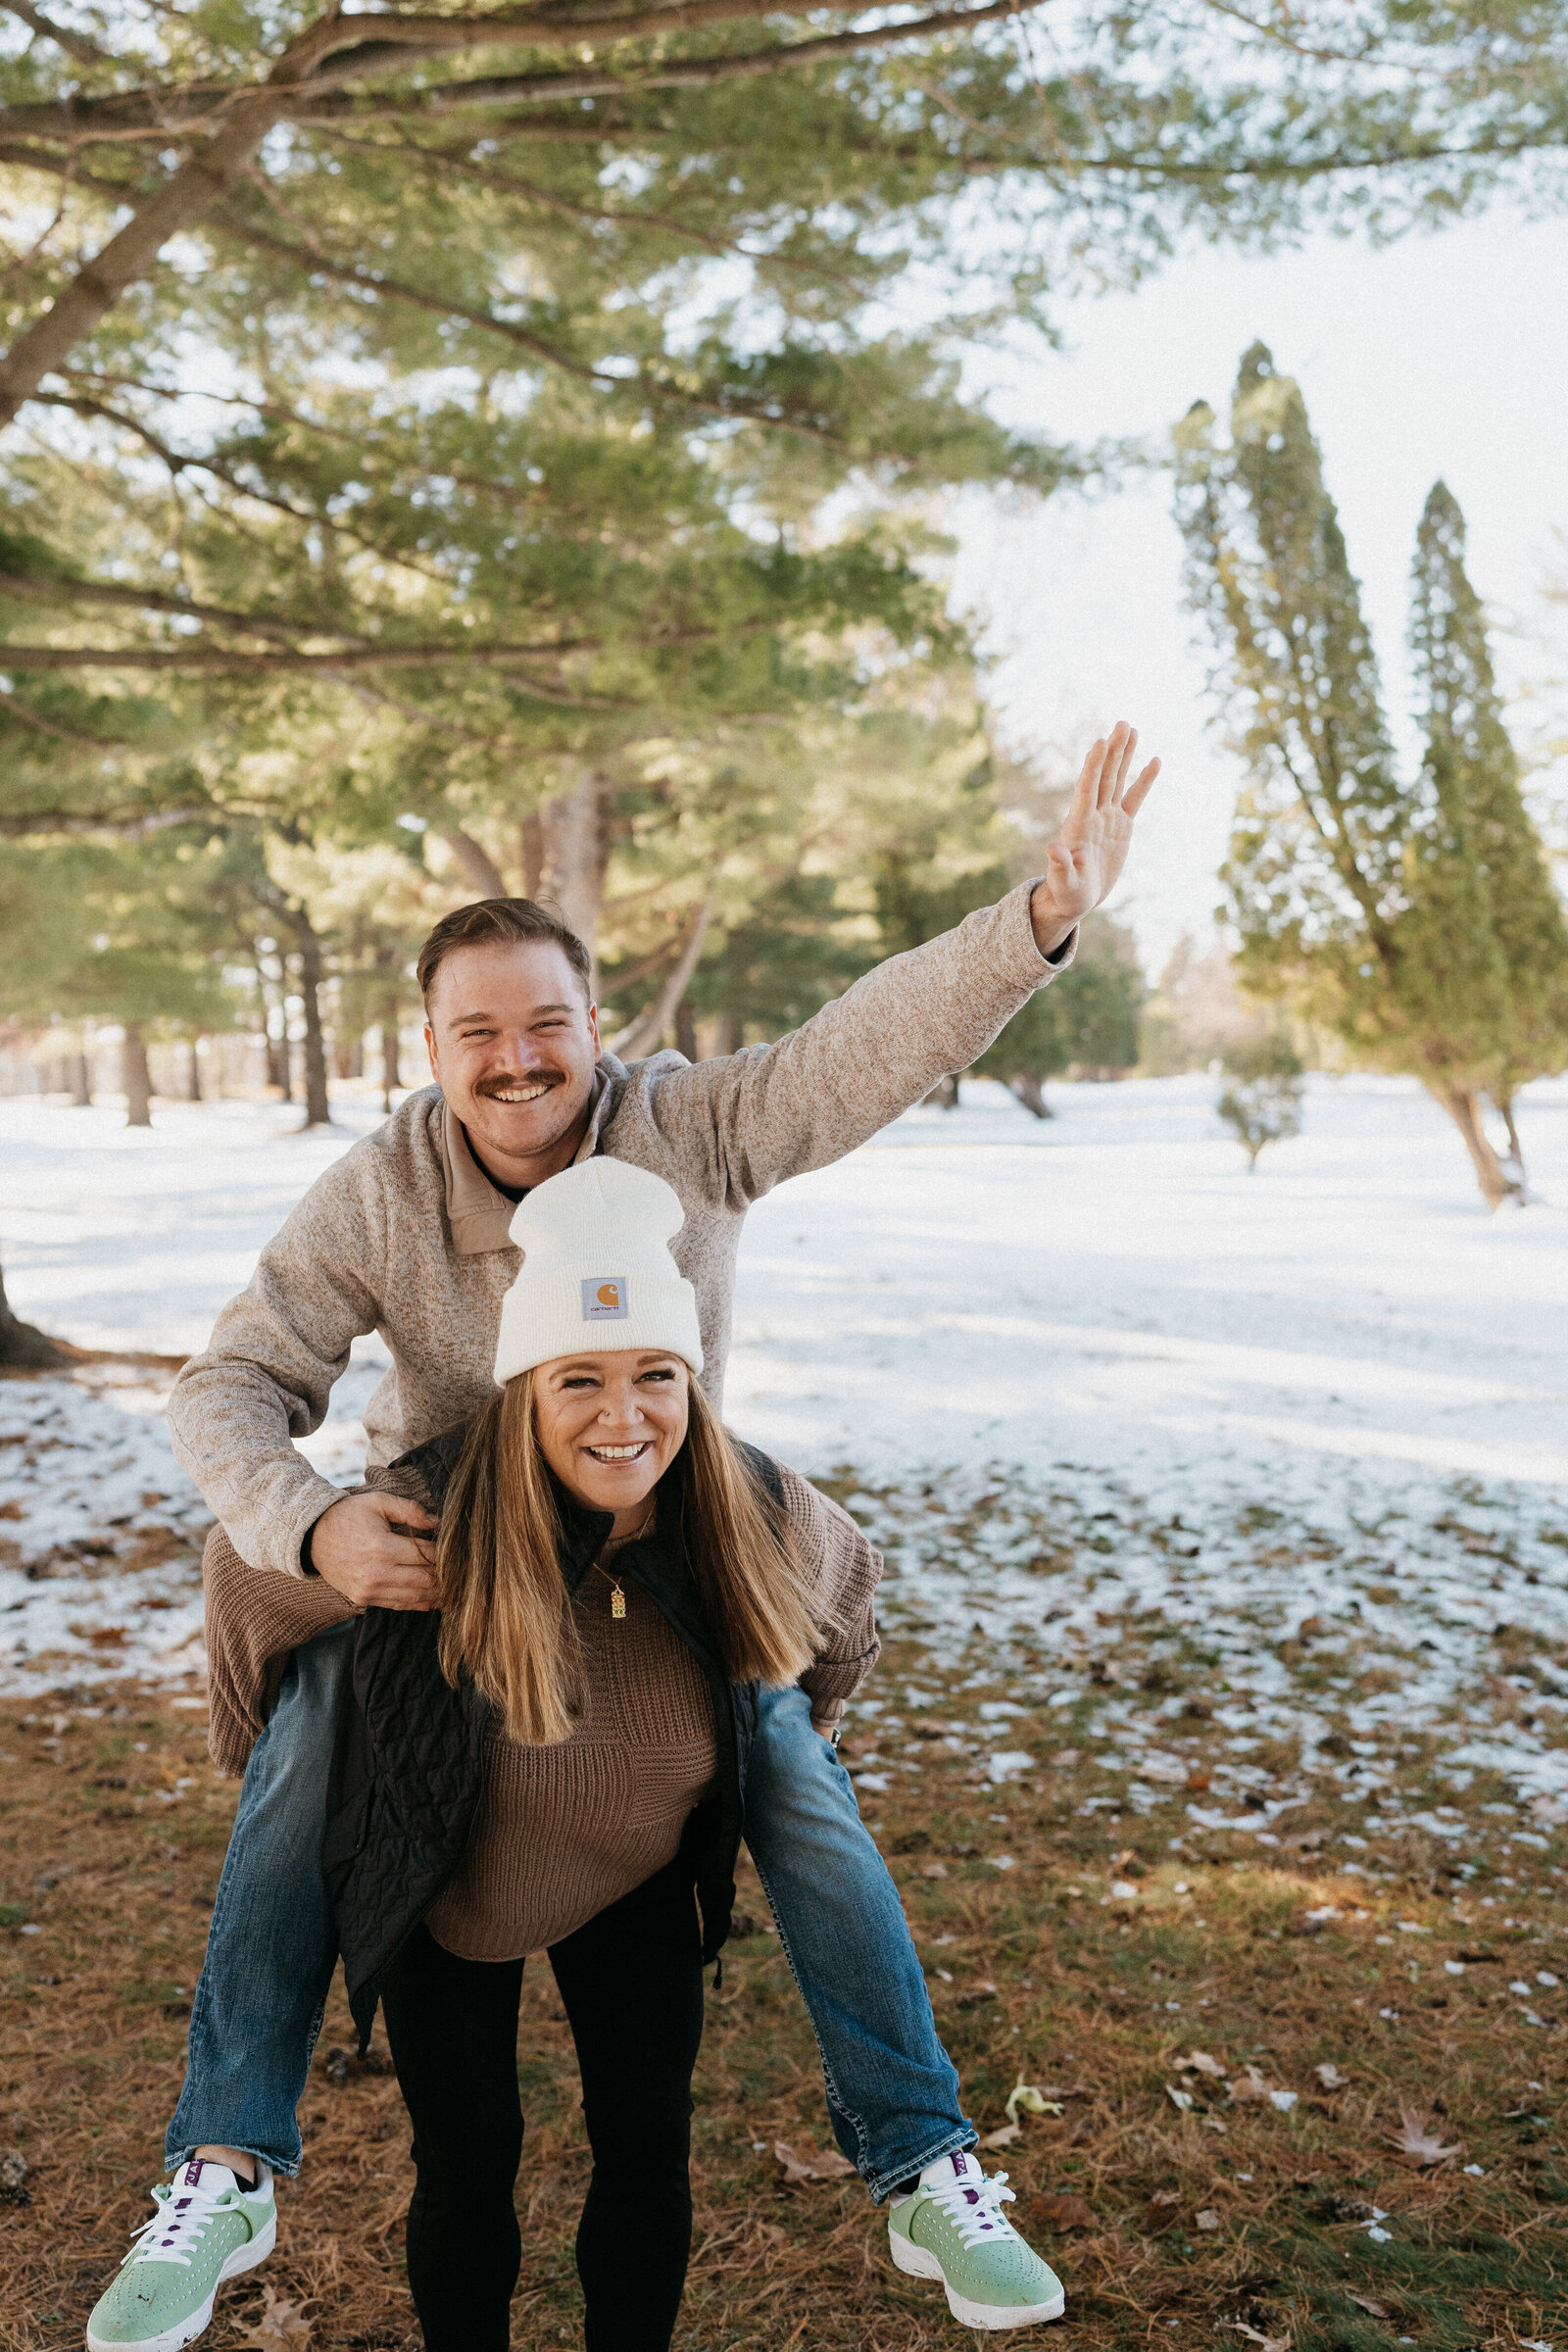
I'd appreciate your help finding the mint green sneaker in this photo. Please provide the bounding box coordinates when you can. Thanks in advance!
[86,2160,276,2351]
[890,2152,1064,2329]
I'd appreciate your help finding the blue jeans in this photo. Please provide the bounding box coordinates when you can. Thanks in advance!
[169,1643,973,2201]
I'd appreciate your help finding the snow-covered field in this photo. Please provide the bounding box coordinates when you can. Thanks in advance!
[4,1072,1567,1832]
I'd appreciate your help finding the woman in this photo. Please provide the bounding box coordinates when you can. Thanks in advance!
[250,1155,882,2352]
[89,1155,1064,2352]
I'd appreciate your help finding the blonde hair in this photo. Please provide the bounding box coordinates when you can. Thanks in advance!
[435,1371,820,1743]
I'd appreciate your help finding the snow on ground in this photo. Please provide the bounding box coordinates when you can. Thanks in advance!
[3,1073,1566,1834]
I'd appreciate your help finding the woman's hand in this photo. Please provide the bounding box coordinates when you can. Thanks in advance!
[1029,721,1161,956]
[310,1490,439,1610]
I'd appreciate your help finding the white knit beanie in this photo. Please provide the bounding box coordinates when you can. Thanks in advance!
[492,1157,704,1385]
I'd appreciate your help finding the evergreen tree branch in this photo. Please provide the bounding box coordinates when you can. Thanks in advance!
[210,209,856,443]
[0,561,372,647]
[0,0,1029,145]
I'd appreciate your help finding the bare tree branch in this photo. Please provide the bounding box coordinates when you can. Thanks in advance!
[605,894,712,1055]
[439,824,509,896]
[0,799,213,834]
[0,0,113,66]
[0,636,594,672]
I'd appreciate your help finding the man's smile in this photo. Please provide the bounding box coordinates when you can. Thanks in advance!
[478,1074,561,1104]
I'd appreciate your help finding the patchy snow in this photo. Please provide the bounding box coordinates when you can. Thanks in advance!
[2,1074,1566,1761]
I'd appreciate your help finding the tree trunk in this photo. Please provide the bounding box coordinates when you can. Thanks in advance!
[294,924,332,1127]
[1008,1073,1054,1120]
[267,1031,292,1100]
[1492,1090,1526,1183]
[0,1256,69,1369]
[674,998,699,1062]
[1432,1085,1526,1210]
[520,809,545,900]
[185,1036,203,1102]
[70,1050,91,1106]
[538,774,612,975]
[122,1023,153,1127]
[380,999,403,1114]
[924,1074,960,1110]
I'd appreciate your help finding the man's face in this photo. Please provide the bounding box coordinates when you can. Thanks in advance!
[424,941,601,1183]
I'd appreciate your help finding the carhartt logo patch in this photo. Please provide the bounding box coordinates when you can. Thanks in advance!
[581,1276,628,1320]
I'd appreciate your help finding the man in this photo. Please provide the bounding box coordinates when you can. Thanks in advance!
[86,726,1159,2350]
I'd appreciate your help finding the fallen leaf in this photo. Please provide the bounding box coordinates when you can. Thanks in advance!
[1185,1768,1212,1792]
[1387,2106,1461,2168]
[1166,2084,1195,2112]
[1227,2064,1296,2109]
[1224,2324,1290,2352]
[980,2124,1020,2150]
[232,2287,312,2350]
[1201,2114,1230,2134]
[1029,2191,1096,2231]
[1004,2080,1063,2126]
[773,2139,856,2184]
[1315,2063,1350,2090]
[1174,2049,1225,2078]
[1143,2188,1183,2233]
[919,1861,949,1880]
[1348,2294,1390,2319]
[1196,2208,1221,2230]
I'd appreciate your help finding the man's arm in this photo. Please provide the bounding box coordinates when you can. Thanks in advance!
[647,725,1160,1205]
[167,1152,387,1578]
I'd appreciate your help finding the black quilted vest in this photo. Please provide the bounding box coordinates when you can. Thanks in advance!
[322,1428,764,2045]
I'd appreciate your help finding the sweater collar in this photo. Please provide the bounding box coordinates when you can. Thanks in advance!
[438,1075,620,1257]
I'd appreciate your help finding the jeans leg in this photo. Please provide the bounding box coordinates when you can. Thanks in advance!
[165,1620,353,2179]
[742,1684,975,2202]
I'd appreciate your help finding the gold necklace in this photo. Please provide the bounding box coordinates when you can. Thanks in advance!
[600,1505,653,1621]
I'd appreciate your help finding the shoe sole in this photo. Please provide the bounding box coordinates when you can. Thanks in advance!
[86,2213,276,2352]
[890,2228,1065,2329]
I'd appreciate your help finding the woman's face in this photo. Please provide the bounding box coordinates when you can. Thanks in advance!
[531,1349,691,1529]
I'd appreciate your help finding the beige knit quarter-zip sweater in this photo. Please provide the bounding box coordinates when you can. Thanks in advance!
[169,881,1070,1580]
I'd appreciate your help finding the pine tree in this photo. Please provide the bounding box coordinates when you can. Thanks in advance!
[1177,349,1568,1208]
[1409,482,1568,1169]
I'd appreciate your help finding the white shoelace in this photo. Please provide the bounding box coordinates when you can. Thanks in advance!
[924,2166,1022,2251]
[125,2173,244,2271]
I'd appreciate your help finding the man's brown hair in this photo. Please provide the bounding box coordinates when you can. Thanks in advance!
[416,899,593,1005]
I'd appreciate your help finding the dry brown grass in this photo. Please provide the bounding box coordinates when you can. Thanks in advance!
[2,1632,1565,2352]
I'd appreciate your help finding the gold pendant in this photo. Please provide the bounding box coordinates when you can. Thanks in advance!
[611,1581,626,1621]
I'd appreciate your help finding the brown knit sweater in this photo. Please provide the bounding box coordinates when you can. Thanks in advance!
[203,1451,882,1946]
[428,1561,718,1959]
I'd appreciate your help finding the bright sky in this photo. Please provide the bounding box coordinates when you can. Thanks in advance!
[949,210,1568,978]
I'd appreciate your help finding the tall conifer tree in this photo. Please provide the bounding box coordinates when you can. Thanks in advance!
[1409,481,1568,1161]
[1177,347,1567,1208]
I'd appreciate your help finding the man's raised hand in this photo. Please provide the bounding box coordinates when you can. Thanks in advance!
[1029,721,1161,956]
[310,1488,439,1611]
